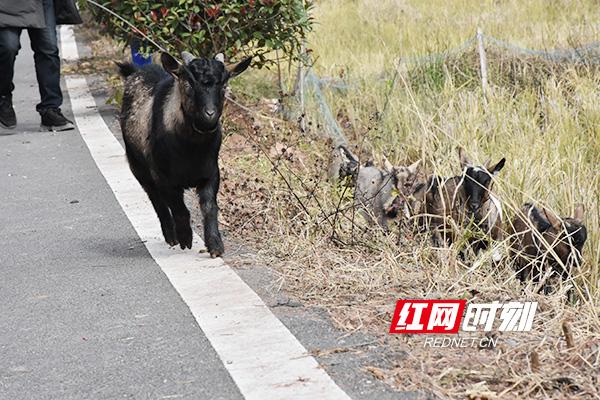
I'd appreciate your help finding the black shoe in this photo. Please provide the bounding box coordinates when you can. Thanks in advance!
[0,96,17,129]
[40,108,75,132]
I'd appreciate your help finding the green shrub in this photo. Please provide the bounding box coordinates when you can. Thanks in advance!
[80,0,313,67]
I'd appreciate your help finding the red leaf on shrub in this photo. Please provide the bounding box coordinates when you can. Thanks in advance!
[150,10,158,22]
[206,5,221,18]
[160,7,169,18]
[249,0,255,6]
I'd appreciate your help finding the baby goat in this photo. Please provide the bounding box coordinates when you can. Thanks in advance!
[508,203,587,284]
[354,157,421,231]
[117,52,251,257]
[414,148,505,251]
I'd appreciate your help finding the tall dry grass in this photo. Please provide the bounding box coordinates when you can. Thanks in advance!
[301,0,600,295]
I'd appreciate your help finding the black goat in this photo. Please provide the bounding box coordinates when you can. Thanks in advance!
[117,52,251,257]
[411,148,505,252]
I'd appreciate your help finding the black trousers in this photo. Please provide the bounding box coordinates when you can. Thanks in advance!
[0,0,62,112]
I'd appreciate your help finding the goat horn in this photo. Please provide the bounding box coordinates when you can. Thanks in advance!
[458,147,472,168]
[181,51,195,64]
[382,155,394,173]
[215,53,225,64]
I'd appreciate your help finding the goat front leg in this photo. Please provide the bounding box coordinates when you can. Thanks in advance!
[196,174,224,258]
[164,188,193,250]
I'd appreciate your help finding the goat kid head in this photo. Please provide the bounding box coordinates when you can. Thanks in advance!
[536,204,587,268]
[382,157,422,218]
[458,148,505,220]
[161,52,252,132]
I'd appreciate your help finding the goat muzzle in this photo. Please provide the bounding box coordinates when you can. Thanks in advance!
[191,119,219,134]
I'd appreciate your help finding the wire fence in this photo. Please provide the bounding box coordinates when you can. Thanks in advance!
[483,34,600,64]
[301,31,600,145]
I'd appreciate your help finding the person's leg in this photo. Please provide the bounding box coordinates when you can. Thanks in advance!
[28,0,62,113]
[0,28,22,128]
[0,28,22,98]
[28,0,73,131]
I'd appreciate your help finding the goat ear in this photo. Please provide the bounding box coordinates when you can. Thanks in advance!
[215,53,225,64]
[228,57,252,79]
[573,203,585,221]
[161,52,180,76]
[489,158,506,175]
[458,147,471,169]
[382,156,394,173]
[408,159,421,175]
[543,208,562,229]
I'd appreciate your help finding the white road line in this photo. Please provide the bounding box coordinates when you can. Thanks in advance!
[60,26,350,400]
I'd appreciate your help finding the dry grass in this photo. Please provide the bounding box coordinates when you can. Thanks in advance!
[219,1,600,396]
[216,96,600,398]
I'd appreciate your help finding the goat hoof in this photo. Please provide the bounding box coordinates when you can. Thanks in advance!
[164,233,179,247]
[206,236,224,258]
[178,237,192,250]
[162,226,178,247]
[176,227,193,250]
[209,249,223,258]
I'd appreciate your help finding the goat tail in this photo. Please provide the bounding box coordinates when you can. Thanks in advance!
[115,61,137,78]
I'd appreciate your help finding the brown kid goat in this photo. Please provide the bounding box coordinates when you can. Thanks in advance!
[508,203,587,286]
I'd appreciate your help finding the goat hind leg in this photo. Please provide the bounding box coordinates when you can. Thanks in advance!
[143,184,177,246]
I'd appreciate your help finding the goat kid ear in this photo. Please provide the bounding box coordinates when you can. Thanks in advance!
[573,203,585,221]
[228,57,252,79]
[489,158,506,175]
[543,208,562,229]
[408,159,421,175]
[458,147,471,169]
[161,52,181,77]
